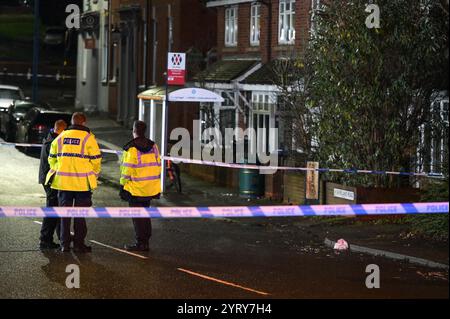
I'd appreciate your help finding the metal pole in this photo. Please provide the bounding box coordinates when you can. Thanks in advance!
[160,95,168,193]
[32,0,40,103]
[138,98,144,121]
[161,4,173,194]
[150,99,155,140]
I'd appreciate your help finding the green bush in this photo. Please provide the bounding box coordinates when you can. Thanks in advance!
[406,178,449,241]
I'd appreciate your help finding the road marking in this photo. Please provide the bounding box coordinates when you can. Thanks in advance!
[32,220,146,258]
[89,240,149,260]
[177,268,270,296]
[31,220,269,296]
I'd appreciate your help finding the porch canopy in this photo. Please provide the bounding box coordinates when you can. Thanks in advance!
[137,86,224,193]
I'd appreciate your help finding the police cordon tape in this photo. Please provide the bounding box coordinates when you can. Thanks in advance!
[0,141,445,179]
[0,202,448,219]
[163,156,445,178]
[0,71,75,80]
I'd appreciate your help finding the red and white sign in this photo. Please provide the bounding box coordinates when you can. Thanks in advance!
[167,52,186,86]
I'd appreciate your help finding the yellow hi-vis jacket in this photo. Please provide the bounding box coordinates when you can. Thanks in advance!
[120,138,161,198]
[45,126,102,191]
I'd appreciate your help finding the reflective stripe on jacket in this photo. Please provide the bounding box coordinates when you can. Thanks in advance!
[45,126,102,191]
[120,140,161,198]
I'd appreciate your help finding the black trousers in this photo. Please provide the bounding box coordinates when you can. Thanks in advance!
[39,185,60,243]
[129,199,152,246]
[58,191,92,247]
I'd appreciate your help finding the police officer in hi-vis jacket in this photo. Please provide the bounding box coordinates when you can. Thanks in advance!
[45,112,102,253]
[120,120,161,252]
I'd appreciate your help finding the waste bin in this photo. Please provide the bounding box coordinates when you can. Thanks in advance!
[239,163,265,198]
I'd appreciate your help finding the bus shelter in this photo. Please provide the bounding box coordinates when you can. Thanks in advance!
[137,87,224,193]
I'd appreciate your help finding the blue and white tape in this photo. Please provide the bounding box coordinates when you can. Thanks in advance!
[0,141,123,155]
[0,71,75,80]
[0,202,448,219]
[164,156,445,179]
[0,142,445,179]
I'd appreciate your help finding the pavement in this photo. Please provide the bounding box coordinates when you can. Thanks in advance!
[0,114,448,299]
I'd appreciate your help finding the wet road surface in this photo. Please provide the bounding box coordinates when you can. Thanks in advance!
[0,139,448,299]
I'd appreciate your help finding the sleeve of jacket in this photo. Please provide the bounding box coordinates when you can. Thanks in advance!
[120,149,137,186]
[87,135,102,176]
[47,137,59,171]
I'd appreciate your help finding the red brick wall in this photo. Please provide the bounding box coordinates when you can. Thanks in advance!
[180,0,217,54]
[108,0,216,123]
[215,0,312,62]
[217,6,225,57]
[238,4,251,53]
[109,0,216,87]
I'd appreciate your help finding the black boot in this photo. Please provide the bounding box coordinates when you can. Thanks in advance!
[73,243,92,253]
[39,241,60,250]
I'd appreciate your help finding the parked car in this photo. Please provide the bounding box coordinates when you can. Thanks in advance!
[0,85,26,137]
[43,27,66,47]
[16,107,72,150]
[0,101,38,141]
[0,85,25,111]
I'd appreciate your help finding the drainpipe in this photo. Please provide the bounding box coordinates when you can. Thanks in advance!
[260,0,272,62]
[142,1,148,89]
[143,0,152,89]
[167,3,173,52]
[152,5,157,86]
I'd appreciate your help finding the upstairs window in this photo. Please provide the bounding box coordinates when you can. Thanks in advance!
[225,6,238,47]
[250,3,261,46]
[279,0,296,44]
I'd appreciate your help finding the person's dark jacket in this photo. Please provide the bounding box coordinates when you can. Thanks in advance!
[120,137,160,202]
[123,136,155,154]
[38,130,58,185]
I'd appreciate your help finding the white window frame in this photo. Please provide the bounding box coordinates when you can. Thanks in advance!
[219,91,238,151]
[200,102,215,145]
[225,6,238,47]
[430,99,449,173]
[278,0,296,45]
[250,92,277,155]
[417,97,449,175]
[250,3,261,46]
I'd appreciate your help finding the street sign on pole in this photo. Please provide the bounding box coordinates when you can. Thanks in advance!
[161,12,176,194]
[167,52,186,86]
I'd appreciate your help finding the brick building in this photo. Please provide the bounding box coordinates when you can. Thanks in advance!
[182,0,318,199]
[74,0,332,202]
[76,0,217,130]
